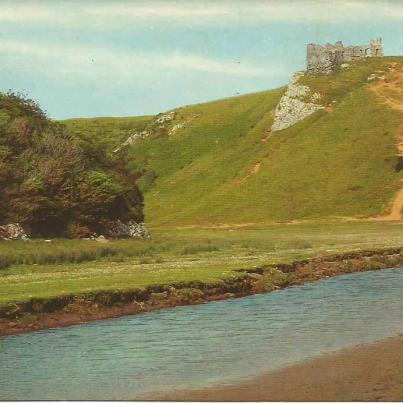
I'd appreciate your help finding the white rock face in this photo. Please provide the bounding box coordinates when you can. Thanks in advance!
[271,72,324,132]
[169,122,186,136]
[0,223,29,240]
[367,73,378,81]
[168,114,199,136]
[113,130,151,153]
[105,220,151,239]
[155,111,176,124]
[114,110,201,152]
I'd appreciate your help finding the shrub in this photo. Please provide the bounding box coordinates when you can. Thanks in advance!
[0,92,144,237]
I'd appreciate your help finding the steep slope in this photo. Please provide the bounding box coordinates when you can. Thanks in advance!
[367,63,403,220]
[65,57,403,227]
[63,115,153,153]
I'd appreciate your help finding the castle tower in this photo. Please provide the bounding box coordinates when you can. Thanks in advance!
[370,37,383,57]
[306,43,335,74]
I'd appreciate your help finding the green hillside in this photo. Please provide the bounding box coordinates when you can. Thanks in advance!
[63,115,153,153]
[62,57,403,227]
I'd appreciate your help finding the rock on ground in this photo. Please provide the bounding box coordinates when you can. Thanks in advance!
[0,223,29,241]
[105,221,151,239]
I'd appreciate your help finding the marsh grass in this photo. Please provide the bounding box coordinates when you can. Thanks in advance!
[181,242,220,255]
[3,221,403,305]
[0,240,156,269]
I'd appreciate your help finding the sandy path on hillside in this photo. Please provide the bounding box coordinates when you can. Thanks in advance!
[238,161,262,183]
[373,188,403,221]
[369,64,403,221]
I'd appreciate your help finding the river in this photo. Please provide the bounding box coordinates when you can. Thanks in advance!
[1,267,402,400]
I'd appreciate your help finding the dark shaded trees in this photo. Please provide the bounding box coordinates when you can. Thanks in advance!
[0,92,144,237]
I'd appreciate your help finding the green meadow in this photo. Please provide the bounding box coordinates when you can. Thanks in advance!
[2,221,403,305]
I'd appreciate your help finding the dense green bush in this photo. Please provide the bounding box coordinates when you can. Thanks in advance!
[0,92,144,237]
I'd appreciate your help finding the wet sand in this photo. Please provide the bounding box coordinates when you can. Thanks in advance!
[162,334,403,401]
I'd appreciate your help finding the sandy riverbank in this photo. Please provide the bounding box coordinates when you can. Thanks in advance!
[162,334,403,401]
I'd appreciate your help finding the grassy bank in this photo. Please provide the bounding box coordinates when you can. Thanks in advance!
[2,220,403,336]
[2,221,403,307]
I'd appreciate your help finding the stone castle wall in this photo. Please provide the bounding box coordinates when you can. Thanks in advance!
[307,38,383,74]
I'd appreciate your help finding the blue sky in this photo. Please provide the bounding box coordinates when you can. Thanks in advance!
[1,0,403,119]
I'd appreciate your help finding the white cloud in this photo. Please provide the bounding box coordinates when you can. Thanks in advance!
[1,0,403,27]
[89,1,396,25]
[0,40,283,80]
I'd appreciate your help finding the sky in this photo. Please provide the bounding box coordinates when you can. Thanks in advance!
[1,0,403,119]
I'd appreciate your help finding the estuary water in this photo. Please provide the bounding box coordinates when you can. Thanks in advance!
[1,267,403,400]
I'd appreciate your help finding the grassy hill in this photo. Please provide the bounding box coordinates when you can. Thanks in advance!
[4,57,403,331]
[63,115,153,153]
[62,56,403,227]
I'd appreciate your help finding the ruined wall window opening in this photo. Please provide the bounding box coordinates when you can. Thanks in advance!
[306,38,384,75]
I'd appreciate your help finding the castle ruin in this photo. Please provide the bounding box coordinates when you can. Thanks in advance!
[306,38,383,74]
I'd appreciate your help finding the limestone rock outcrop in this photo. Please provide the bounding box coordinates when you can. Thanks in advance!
[113,130,151,153]
[168,114,199,136]
[0,223,29,241]
[271,72,323,132]
[114,110,200,153]
[105,220,150,239]
[155,111,176,125]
